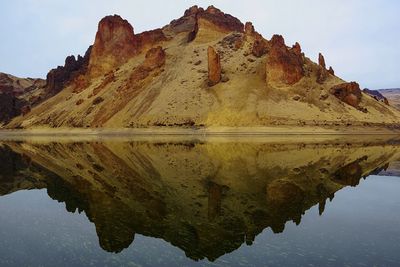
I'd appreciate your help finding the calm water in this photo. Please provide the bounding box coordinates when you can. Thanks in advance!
[0,137,399,266]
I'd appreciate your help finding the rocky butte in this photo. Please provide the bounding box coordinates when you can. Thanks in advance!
[2,5,400,129]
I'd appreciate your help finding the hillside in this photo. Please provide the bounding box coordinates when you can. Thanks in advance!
[4,6,400,129]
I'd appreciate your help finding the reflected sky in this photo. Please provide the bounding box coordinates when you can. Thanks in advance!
[0,176,399,267]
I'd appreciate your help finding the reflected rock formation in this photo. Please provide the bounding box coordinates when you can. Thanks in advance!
[0,138,400,261]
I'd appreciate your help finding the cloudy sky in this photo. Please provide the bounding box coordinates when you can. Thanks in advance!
[0,0,399,89]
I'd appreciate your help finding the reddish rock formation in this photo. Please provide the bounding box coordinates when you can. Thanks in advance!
[202,6,244,32]
[135,29,167,50]
[87,15,167,78]
[317,68,328,84]
[328,66,335,76]
[244,22,255,35]
[316,53,330,84]
[46,47,91,95]
[185,5,244,42]
[184,5,202,17]
[207,46,221,86]
[266,35,304,85]
[330,82,362,108]
[143,46,166,71]
[243,21,268,57]
[252,39,268,57]
[89,15,137,76]
[318,53,326,69]
[124,46,166,85]
[291,42,302,56]
[169,6,201,40]
[270,34,285,47]
[76,99,84,106]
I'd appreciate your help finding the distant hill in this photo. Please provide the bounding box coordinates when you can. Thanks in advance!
[379,89,400,110]
[0,72,45,124]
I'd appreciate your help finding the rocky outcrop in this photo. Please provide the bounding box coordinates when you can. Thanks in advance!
[143,46,166,71]
[46,47,91,95]
[291,42,302,56]
[317,68,328,84]
[88,15,137,77]
[200,6,244,33]
[88,15,167,78]
[181,4,243,33]
[266,35,304,85]
[317,53,329,84]
[318,53,326,69]
[252,39,268,57]
[207,46,221,86]
[244,22,268,57]
[168,6,199,39]
[124,46,166,85]
[363,88,389,105]
[185,5,244,42]
[135,29,167,50]
[330,82,362,108]
[244,22,255,35]
[328,66,335,76]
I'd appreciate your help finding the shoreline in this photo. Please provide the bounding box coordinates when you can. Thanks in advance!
[0,125,400,137]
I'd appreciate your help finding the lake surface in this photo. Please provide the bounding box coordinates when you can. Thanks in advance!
[0,136,399,266]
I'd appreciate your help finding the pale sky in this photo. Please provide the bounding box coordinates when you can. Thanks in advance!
[0,0,399,89]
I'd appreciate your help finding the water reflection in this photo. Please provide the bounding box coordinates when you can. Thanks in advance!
[0,136,399,261]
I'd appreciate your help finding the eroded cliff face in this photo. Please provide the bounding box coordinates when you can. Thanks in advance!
[5,5,400,129]
[88,15,137,77]
[45,47,92,96]
[2,138,399,260]
[265,35,304,86]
